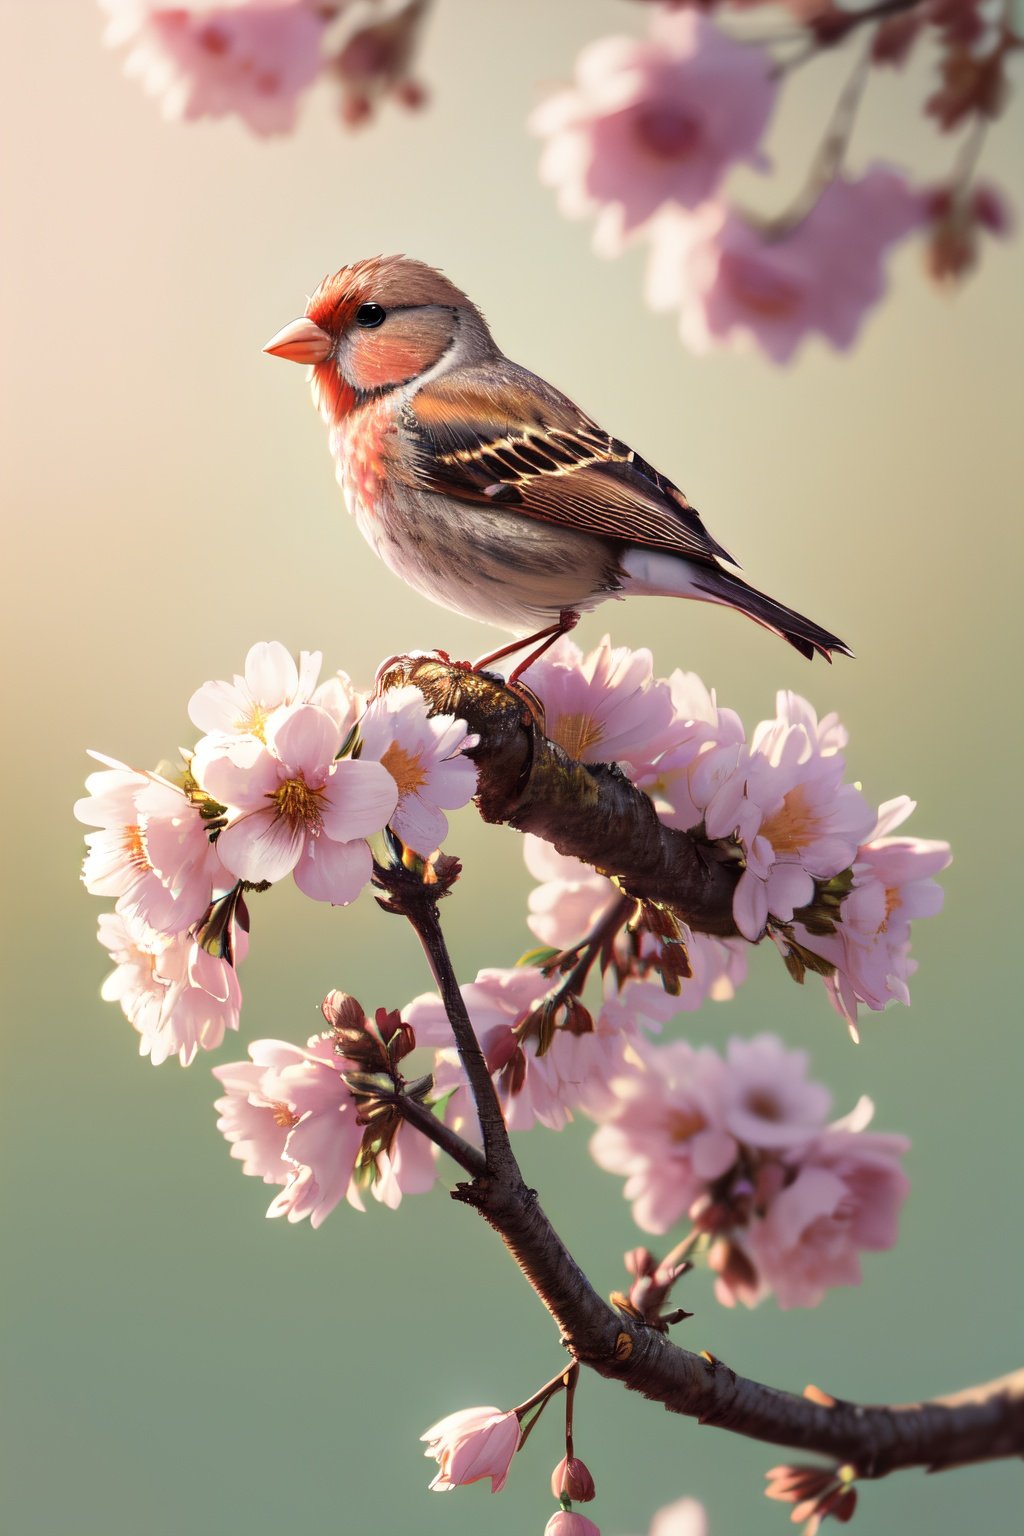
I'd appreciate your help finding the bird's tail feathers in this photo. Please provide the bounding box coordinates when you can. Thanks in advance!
[619,549,852,662]
[691,568,853,662]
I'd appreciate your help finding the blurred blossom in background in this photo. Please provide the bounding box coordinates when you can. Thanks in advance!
[1,3,1022,1535]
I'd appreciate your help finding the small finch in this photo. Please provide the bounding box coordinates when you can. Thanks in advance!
[265,256,850,676]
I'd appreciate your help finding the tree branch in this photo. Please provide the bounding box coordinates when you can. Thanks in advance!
[458,1169,1024,1476]
[373,669,1024,1480]
[391,871,1024,1479]
[376,656,742,938]
[391,1091,487,1180]
[375,860,520,1183]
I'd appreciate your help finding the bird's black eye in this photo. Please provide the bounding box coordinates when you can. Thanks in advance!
[355,303,386,328]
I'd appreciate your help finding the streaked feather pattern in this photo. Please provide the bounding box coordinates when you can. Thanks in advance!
[401,365,737,566]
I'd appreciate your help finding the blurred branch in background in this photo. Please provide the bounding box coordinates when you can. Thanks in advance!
[97,0,1018,361]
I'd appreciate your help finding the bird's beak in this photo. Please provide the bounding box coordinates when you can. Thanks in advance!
[263,317,333,365]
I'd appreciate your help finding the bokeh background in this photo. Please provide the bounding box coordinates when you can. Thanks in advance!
[2,3,1022,1533]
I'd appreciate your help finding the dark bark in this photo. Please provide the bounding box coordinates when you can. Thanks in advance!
[377,656,742,938]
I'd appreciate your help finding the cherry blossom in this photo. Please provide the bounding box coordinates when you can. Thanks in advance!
[589,1038,737,1234]
[214,1034,362,1225]
[99,1,327,136]
[407,966,651,1133]
[333,0,429,127]
[646,167,925,362]
[789,796,951,1027]
[717,1035,832,1153]
[523,836,748,1012]
[731,695,875,940]
[188,640,327,741]
[213,1030,437,1225]
[76,754,230,936]
[358,684,478,856]
[545,1514,601,1536]
[193,703,397,903]
[589,1032,908,1307]
[530,9,775,250]
[98,909,246,1067]
[526,635,676,783]
[420,1405,521,1493]
[523,835,623,950]
[748,1122,910,1309]
[646,669,746,832]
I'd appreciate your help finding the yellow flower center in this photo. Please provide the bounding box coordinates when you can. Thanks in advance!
[552,711,605,762]
[270,1101,299,1129]
[236,702,271,742]
[122,824,150,869]
[881,886,902,929]
[720,251,802,318]
[270,775,324,831]
[666,1107,707,1143]
[380,741,428,798]
[760,783,820,857]
[743,1089,782,1123]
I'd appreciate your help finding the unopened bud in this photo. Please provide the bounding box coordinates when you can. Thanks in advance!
[708,1237,759,1295]
[551,1455,596,1503]
[690,1199,731,1235]
[624,1246,656,1279]
[321,990,365,1032]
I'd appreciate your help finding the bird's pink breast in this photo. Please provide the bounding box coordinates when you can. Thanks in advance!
[333,403,392,531]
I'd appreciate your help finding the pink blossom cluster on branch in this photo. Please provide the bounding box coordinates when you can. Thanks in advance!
[518,635,950,1034]
[531,2,1017,360]
[97,0,429,133]
[75,636,935,1292]
[591,1035,909,1309]
[72,636,1001,1528]
[75,640,477,1066]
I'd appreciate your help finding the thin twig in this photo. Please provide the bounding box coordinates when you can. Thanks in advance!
[541,893,638,1011]
[762,42,875,239]
[377,863,521,1184]
[392,1093,487,1179]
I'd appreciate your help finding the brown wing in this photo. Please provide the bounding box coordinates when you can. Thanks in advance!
[399,362,738,568]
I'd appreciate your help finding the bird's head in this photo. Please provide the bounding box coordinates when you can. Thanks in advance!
[264,255,489,423]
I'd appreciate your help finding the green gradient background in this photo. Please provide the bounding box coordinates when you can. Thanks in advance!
[2,3,1022,1533]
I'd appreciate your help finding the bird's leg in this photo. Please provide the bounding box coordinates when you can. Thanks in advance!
[473,610,580,684]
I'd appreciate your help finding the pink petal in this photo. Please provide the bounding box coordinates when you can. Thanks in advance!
[293,834,372,905]
[320,758,398,842]
[215,807,305,884]
[268,705,340,781]
[196,737,279,809]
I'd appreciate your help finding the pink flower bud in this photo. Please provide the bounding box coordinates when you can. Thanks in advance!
[624,1247,656,1279]
[972,183,1012,236]
[321,990,365,1031]
[551,1455,597,1502]
[421,1406,521,1493]
[545,1512,601,1536]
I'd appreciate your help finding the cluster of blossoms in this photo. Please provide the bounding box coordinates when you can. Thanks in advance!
[214,990,440,1222]
[520,635,950,1035]
[98,0,430,134]
[592,1033,909,1309]
[96,2,1017,359]
[532,2,1016,361]
[77,634,936,1304]
[76,640,477,1067]
[404,971,909,1307]
[76,635,945,1528]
